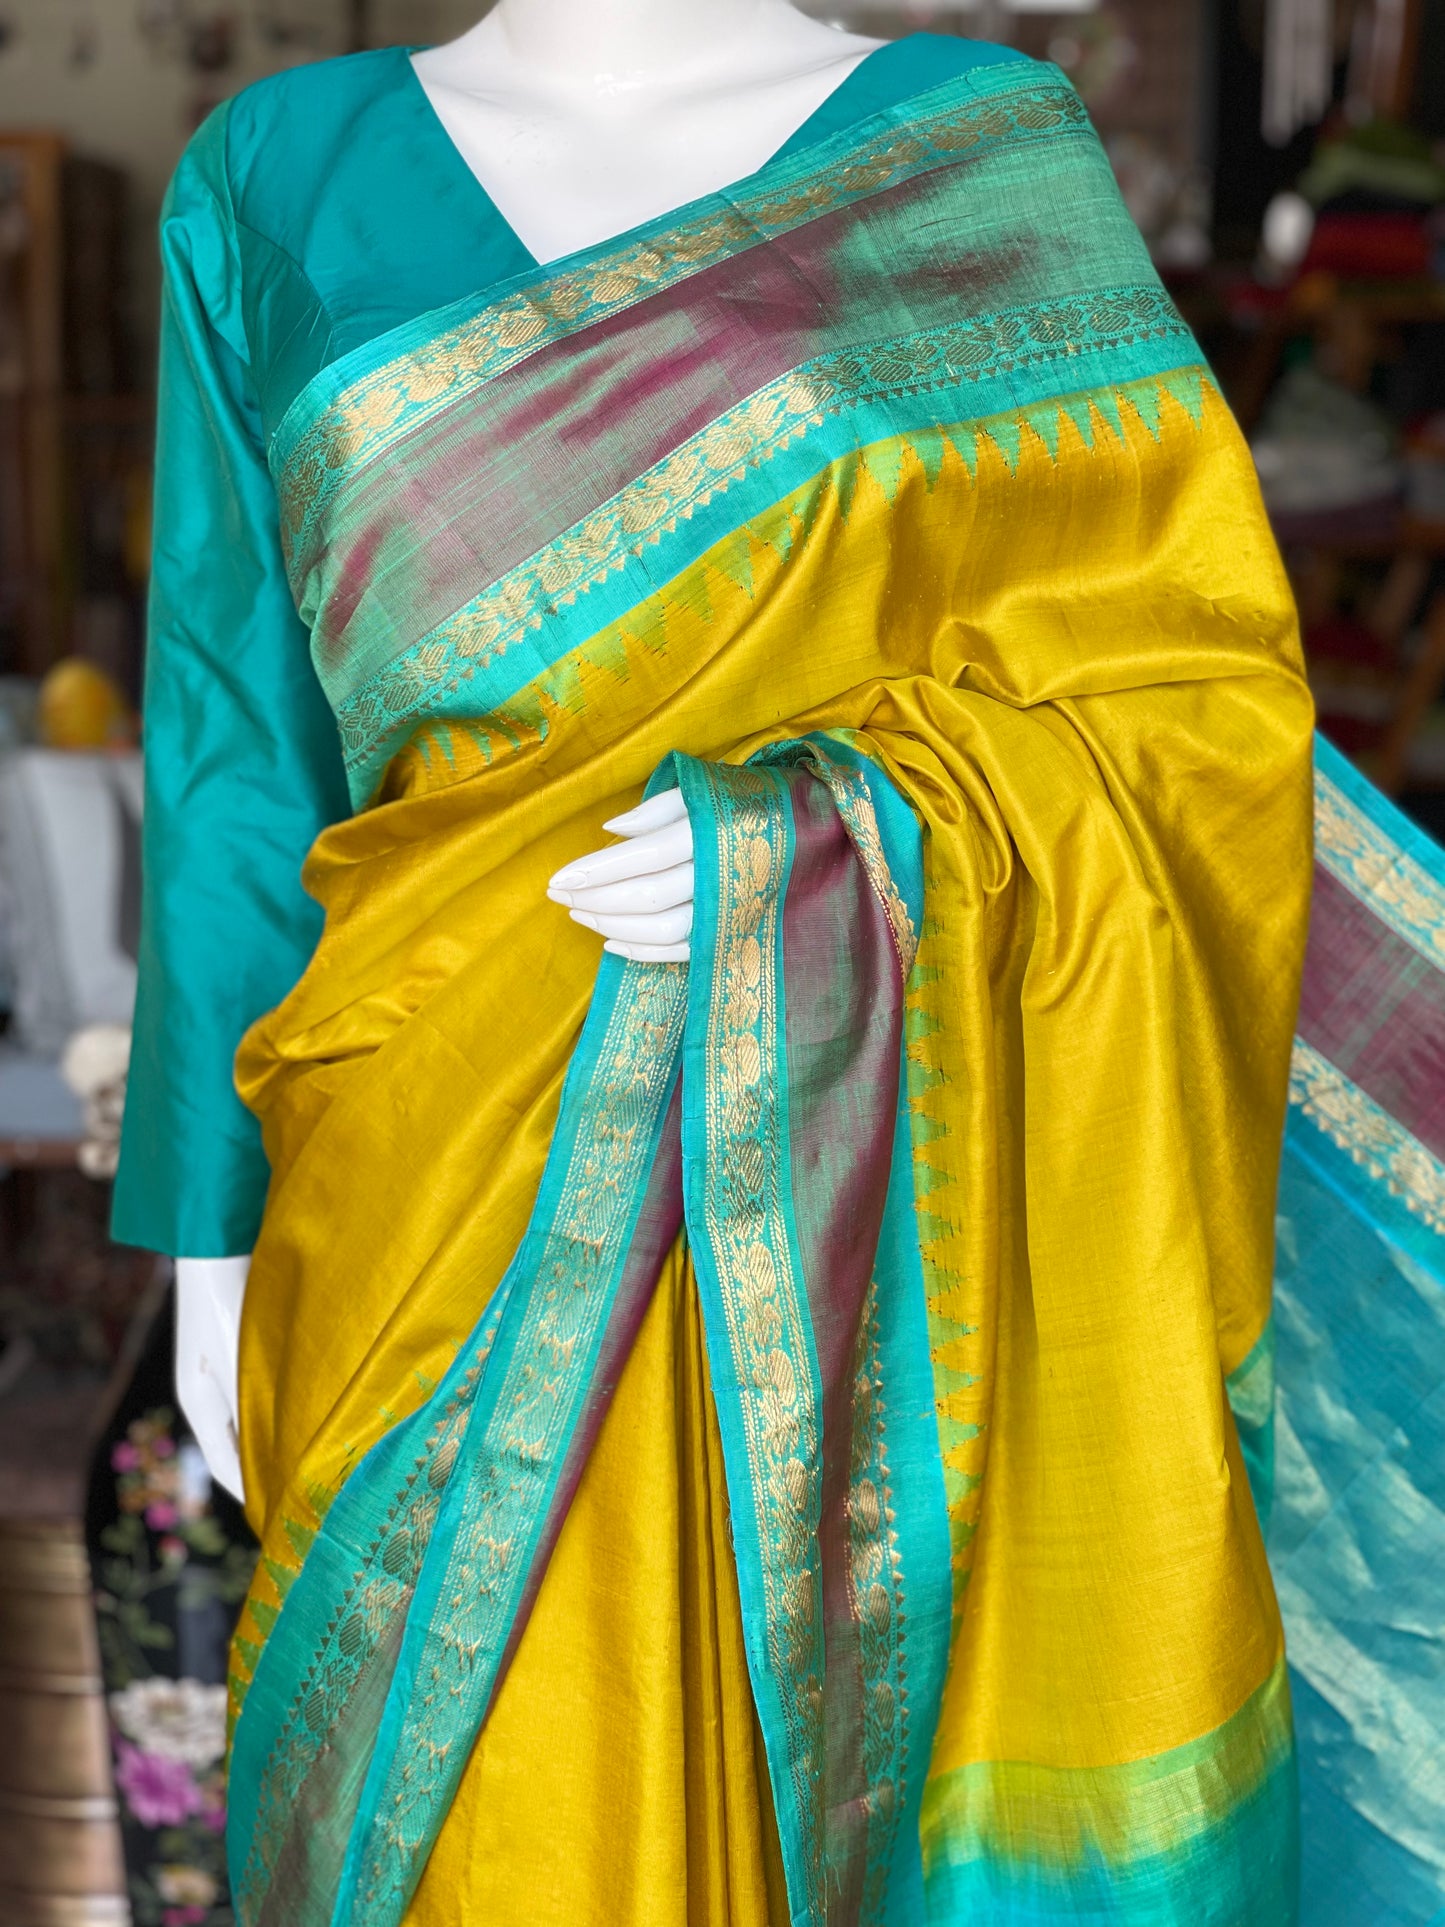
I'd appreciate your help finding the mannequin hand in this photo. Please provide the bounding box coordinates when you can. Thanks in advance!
[175,1256,248,1505]
[548,789,694,962]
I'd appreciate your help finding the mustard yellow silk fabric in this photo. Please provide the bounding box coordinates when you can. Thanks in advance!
[234,386,1313,1899]
[409,1241,787,1926]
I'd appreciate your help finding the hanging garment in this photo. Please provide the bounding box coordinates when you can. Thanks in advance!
[114,33,1445,1927]
[1262,0,1335,147]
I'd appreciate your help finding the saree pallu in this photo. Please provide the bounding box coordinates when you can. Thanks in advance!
[1274,749,1445,1927]
[221,57,1333,1927]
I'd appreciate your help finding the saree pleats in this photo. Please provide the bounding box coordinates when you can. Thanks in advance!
[409,1239,787,1927]
[222,55,1325,1927]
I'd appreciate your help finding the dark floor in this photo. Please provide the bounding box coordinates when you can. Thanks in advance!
[0,1168,158,1924]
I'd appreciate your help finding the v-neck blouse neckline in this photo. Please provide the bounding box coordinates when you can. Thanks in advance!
[398,34,908,273]
[215,32,1030,449]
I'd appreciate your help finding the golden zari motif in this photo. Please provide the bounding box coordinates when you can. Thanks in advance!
[847,1277,910,1921]
[348,959,690,1919]
[274,76,1089,559]
[805,752,919,979]
[234,1317,502,1918]
[1315,768,1445,969]
[695,763,828,1906]
[1289,1037,1445,1235]
[329,321,1188,783]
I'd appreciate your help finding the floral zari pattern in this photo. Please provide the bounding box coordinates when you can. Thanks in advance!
[230,744,931,1927]
[683,756,916,1922]
[322,296,1190,789]
[342,962,689,1923]
[1289,1038,1445,1234]
[273,75,1092,557]
[233,961,689,1927]
[692,763,831,1894]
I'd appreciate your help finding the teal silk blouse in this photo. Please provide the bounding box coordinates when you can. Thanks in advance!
[112,33,1022,1257]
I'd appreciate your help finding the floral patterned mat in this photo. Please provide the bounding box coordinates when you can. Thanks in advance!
[86,1289,256,1927]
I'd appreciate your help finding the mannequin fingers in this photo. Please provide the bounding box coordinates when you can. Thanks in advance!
[570,903,693,945]
[206,1419,246,1506]
[549,862,693,916]
[175,1354,246,1504]
[602,789,688,837]
[175,1257,247,1505]
[604,939,691,962]
[549,817,693,893]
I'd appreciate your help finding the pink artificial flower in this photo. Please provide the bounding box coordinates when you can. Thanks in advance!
[162,1909,208,1927]
[198,1774,226,1833]
[111,1441,140,1472]
[152,1436,176,1459]
[145,1501,180,1531]
[113,1741,205,1828]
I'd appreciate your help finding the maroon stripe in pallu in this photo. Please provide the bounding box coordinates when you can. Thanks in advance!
[1299,863,1445,1158]
[304,162,1050,669]
[781,771,907,1915]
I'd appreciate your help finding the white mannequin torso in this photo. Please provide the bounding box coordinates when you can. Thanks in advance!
[176,0,884,1504]
[412,0,881,263]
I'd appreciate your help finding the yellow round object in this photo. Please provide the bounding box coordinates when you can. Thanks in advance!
[37,658,136,751]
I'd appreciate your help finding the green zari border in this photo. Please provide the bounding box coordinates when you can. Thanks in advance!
[337,959,689,1926]
[229,959,689,1927]
[331,351,1201,796]
[273,63,1089,562]
[1315,763,1445,970]
[681,758,830,1907]
[1289,1036,1445,1238]
[848,1275,912,1919]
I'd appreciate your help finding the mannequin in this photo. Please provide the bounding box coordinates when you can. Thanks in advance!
[147,9,1331,1906]
[174,0,881,1502]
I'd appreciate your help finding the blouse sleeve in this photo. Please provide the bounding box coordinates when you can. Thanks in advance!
[112,105,350,1257]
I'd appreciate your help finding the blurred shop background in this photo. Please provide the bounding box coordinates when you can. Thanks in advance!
[0,1,1439,1923]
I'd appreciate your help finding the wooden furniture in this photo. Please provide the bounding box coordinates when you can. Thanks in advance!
[0,134,68,680]
[0,1521,127,1927]
[0,136,149,691]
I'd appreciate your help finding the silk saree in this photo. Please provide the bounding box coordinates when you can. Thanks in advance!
[207,48,1398,1927]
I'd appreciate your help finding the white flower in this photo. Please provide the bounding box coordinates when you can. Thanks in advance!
[157,1866,219,1908]
[61,1023,131,1100]
[109,1677,227,1769]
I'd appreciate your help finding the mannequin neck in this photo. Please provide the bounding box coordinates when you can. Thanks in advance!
[477,0,837,97]
[414,0,880,260]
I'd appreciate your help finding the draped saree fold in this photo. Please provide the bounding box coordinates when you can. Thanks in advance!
[217,53,1357,1927]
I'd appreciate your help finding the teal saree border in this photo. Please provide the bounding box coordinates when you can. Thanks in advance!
[312,279,1185,710]
[819,735,955,1925]
[1314,732,1445,972]
[230,738,955,1927]
[1271,736,1445,1922]
[330,958,688,1924]
[269,56,1078,511]
[674,753,829,1918]
[920,1659,1299,1927]
[227,951,688,1925]
[334,352,1206,803]
[671,740,953,1925]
